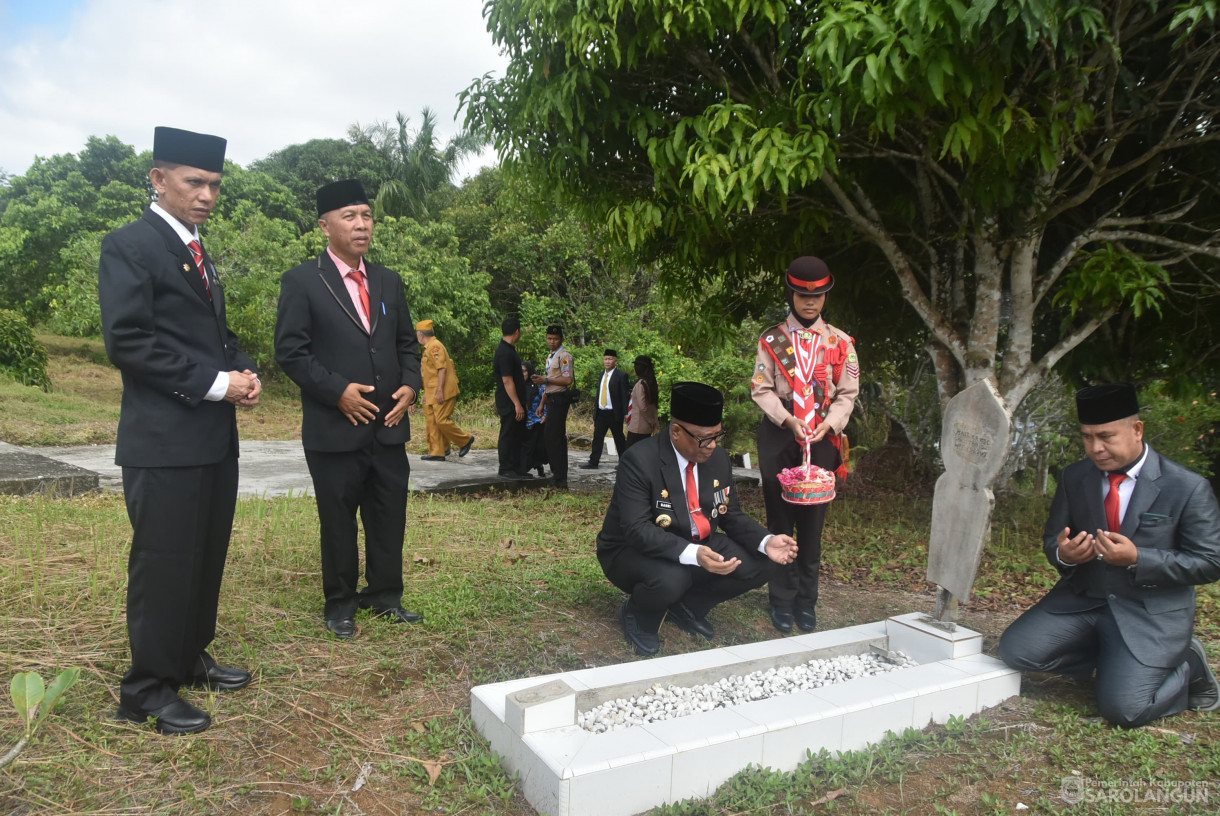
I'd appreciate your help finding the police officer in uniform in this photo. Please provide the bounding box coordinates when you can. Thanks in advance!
[751,256,859,634]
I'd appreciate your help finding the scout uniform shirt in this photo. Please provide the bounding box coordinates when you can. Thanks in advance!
[543,345,574,395]
[751,314,860,435]
[421,337,460,401]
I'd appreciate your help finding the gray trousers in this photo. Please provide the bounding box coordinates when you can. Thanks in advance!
[998,598,1190,728]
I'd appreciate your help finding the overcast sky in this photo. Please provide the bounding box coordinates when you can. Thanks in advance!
[0,0,509,178]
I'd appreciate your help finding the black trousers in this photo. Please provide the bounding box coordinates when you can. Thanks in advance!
[121,455,238,710]
[589,407,627,465]
[598,534,768,632]
[758,418,840,611]
[998,598,1190,728]
[304,442,409,621]
[522,424,547,474]
[543,392,571,480]
[624,431,651,451]
[498,411,525,475]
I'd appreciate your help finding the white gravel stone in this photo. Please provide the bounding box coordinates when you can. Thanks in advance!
[579,651,917,732]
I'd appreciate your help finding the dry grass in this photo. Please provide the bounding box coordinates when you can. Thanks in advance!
[2,335,594,453]
[2,486,1218,816]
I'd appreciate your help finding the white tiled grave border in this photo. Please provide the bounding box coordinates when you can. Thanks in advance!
[470,614,1020,816]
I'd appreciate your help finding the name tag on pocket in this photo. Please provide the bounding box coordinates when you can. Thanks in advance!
[656,500,673,511]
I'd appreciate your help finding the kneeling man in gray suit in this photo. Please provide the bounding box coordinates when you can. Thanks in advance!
[999,382,1220,727]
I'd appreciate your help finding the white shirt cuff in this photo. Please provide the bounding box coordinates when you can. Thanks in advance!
[679,543,701,566]
[1053,546,1072,568]
[205,371,229,402]
[759,534,772,555]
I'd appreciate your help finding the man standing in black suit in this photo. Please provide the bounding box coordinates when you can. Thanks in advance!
[581,348,630,469]
[596,381,799,655]
[493,316,527,479]
[999,383,1220,727]
[99,127,260,735]
[275,180,424,640]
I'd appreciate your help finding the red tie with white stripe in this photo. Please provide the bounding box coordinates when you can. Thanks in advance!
[685,461,711,542]
[187,240,212,301]
[1104,472,1124,531]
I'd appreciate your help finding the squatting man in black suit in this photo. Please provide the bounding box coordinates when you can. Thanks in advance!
[999,383,1220,727]
[596,381,799,655]
[99,127,260,735]
[275,180,424,641]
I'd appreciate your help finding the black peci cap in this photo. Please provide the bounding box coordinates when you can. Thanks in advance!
[153,126,226,173]
[1076,383,1140,425]
[670,381,723,427]
[317,179,370,217]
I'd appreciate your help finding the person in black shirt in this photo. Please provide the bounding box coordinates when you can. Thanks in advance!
[493,317,527,478]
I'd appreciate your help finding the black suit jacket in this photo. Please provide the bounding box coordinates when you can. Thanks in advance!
[594,367,631,421]
[1039,445,1220,667]
[99,208,255,467]
[274,252,422,452]
[597,431,768,562]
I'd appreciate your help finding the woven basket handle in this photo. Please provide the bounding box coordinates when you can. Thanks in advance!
[802,436,812,474]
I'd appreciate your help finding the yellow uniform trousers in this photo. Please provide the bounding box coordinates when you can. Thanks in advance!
[424,397,473,456]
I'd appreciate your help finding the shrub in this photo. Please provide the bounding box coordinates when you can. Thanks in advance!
[0,309,51,389]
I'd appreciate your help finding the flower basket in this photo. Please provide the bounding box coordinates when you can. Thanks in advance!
[777,441,836,505]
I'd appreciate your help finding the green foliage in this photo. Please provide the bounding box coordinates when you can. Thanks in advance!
[2,667,80,771]
[1053,245,1170,324]
[205,211,312,378]
[0,308,50,389]
[352,108,484,223]
[39,231,106,338]
[466,0,1220,440]
[1139,383,1220,478]
[367,216,497,391]
[250,138,393,229]
[0,136,148,321]
[9,668,79,739]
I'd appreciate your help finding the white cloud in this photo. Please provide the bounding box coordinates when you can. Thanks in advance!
[0,0,508,177]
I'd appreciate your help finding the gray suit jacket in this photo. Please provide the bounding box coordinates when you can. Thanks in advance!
[1039,445,1220,667]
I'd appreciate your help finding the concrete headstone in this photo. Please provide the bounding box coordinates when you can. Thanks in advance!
[926,379,1012,607]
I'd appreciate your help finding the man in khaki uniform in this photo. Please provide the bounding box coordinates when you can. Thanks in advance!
[415,320,474,461]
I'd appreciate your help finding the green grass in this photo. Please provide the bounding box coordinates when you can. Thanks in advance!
[2,488,1218,815]
[3,335,1219,814]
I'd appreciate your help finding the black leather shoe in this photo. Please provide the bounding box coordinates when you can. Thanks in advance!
[770,607,794,633]
[795,608,818,633]
[579,462,599,469]
[1186,637,1220,711]
[459,437,474,457]
[116,697,210,735]
[371,606,424,624]
[327,617,356,640]
[420,454,447,461]
[536,467,546,479]
[619,601,659,656]
[188,662,253,691]
[498,470,524,480]
[667,603,715,639]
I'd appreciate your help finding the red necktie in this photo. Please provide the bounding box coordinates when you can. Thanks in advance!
[187,240,212,301]
[1104,472,1124,531]
[348,268,371,322]
[685,461,711,542]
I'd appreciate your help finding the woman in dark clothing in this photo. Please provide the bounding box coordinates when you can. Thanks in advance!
[521,361,548,478]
